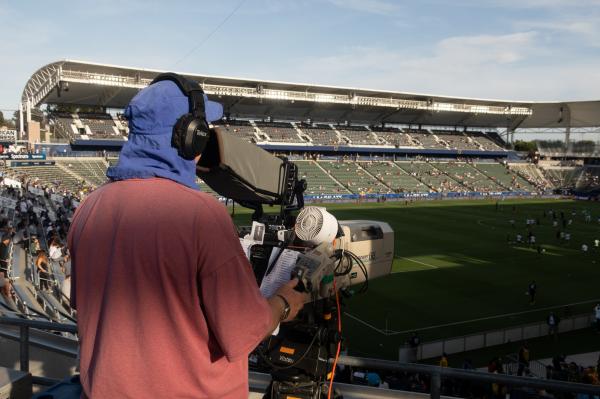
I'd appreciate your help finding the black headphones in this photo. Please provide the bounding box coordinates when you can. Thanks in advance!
[150,72,211,160]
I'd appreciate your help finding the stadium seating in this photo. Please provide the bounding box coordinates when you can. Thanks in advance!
[508,163,552,190]
[359,161,430,193]
[431,130,482,151]
[9,165,88,194]
[431,162,505,192]
[318,160,391,194]
[55,159,108,187]
[540,167,581,189]
[51,113,124,140]
[370,128,416,147]
[0,154,559,198]
[296,160,349,195]
[215,120,259,142]
[255,122,303,143]
[336,126,378,146]
[406,129,445,149]
[469,131,505,151]
[395,161,466,193]
[51,113,79,140]
[77,113,120,138]
[300,125,341,145]
[473,163,535,192]
[574,166,600,191]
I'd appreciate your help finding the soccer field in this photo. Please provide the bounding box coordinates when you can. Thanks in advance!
[234,198,600,360]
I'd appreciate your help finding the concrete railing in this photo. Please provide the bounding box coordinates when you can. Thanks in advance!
[2,316,600,399]
[414,313,594,361]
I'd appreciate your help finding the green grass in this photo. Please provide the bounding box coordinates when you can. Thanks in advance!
[232,199,600,360]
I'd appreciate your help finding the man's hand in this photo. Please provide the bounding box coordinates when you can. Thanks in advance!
[266,278,310,334]
[274,278,310,322]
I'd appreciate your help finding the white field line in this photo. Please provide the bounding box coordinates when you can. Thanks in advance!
[344,297,600,337]
[397,256,439,269]
[343,312,388,335]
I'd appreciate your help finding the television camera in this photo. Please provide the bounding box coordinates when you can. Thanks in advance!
[197,128,394,399]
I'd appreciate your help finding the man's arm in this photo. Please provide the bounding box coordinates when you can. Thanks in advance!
[265,278,309,337]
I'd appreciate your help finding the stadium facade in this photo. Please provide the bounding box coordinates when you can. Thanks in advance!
[2,59,597,200]
[20,60,600,136]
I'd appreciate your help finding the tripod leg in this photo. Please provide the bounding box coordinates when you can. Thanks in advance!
[262,381,273,399]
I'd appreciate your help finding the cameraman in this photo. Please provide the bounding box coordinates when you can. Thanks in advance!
[68,76,307,399]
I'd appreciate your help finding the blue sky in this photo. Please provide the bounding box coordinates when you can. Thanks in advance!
[1,0,600,121]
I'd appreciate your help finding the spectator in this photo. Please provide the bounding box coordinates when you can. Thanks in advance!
[547,312,560,338]
[35,249,51,291]
[0,270,12,299]
[517,342,530,376]
[29,235,40,256]
[67,75,308,398]
[439,353,449,367]
[409,332,420,361]
[0,235,11,275]
[48,237,65,285]
[594,303,600,333]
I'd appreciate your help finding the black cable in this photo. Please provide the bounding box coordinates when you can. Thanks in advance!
[350,252,369,294]
[331,249,369,293]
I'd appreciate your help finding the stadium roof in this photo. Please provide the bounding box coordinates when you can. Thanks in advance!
[21,59,600,129]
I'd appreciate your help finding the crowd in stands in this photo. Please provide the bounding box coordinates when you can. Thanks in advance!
[509,163,554,191]
[0,153,570,202]
[331,349,600,398]
[1,163,92,199]
[0,173,77,314]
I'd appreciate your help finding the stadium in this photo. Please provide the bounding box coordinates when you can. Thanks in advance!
[1,54,600,399]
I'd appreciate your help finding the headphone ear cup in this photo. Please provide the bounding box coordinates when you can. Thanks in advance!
[190,119,211,156]
[172,114,196,159]
[171,114,190,156]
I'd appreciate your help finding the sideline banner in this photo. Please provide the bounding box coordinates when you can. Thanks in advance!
[213,190,536,203]
[0,154,46,160]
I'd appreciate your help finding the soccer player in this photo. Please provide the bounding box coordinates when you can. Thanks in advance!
[527,280,537,305]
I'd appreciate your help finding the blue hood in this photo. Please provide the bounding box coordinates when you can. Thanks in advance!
[106,80,222,189]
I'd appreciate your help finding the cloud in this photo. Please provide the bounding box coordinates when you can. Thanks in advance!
[434,32,538,65]
[283,32,600,101]
[515,18,600,47]
[460,0,600,8]
[325,0,401,15]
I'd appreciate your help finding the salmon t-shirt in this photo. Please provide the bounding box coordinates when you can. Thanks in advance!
[68,178,272,398]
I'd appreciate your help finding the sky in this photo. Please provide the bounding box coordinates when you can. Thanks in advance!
[1,0,600,123]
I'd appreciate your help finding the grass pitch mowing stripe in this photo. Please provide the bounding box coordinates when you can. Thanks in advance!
[396,256,439,270]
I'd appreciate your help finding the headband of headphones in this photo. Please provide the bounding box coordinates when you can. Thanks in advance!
[150,72,207,122]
